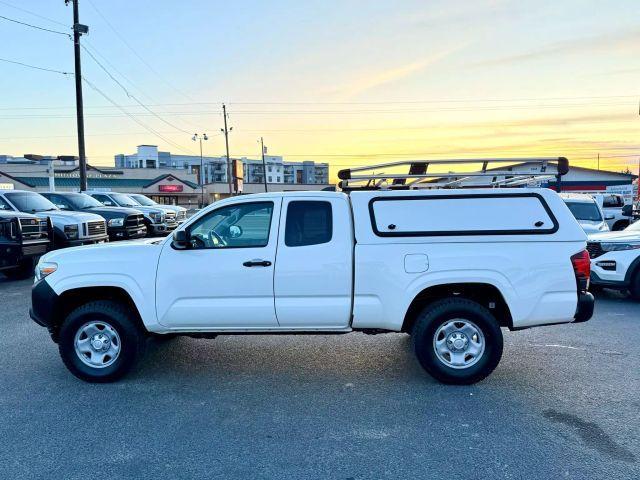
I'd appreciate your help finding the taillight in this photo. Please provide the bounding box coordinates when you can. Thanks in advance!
[571,249,591,291]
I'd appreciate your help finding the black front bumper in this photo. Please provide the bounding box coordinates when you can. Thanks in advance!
[63,235,109,247]
[574,291,594,323]
[108,225,147,241]
[30,278,59,330]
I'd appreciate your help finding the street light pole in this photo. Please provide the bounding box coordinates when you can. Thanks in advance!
[260,137,268,192]
[192,133,208,207]
[221,104,233,196]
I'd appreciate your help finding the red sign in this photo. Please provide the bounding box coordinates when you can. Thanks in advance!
[159,184,183,193]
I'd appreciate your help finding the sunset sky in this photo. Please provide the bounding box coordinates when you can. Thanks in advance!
[1,0,639,179]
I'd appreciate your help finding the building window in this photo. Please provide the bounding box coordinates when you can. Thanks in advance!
[268,176,272,182]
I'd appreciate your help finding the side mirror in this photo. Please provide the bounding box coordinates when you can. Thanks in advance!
[229,225,243,239]
[172,229,190,249]
[604,213,615,221]
[622,204,633,217]
[103,201,114,206]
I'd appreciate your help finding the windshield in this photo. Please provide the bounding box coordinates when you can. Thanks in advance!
[129,194,156,206]
[111,193,140,207]
[566,202,603,222]
[5,192,58,213]
[65,193,103,209]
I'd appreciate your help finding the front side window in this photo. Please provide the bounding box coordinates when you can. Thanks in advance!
[285,201,332,247]
[189,201,273,249]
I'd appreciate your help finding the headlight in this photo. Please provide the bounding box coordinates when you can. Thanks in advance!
[64,224,78,239]
[601,242,640,252]
[151,212,164,222]
[107,217,125,227]
[35,261,57,281]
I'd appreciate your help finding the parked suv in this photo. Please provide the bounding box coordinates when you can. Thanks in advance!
[0,210,52,279]
[41,192,146,241]
[128,194,187,224]
[87,192,178,236]
[0,190,108,248]
[588,221,640,299]
[561,194,609,233]
[30,188,593,384]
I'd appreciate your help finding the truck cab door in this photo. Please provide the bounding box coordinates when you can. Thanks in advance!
[155,198,281,329]
[274,196,353,328]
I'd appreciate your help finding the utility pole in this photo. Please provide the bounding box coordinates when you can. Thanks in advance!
[221,104,233,195]
[260,137,268,192]
[597,153,600,171]
[192,133,208,207]
[65,0,89,191]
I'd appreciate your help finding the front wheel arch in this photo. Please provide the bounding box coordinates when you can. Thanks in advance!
[51,286,146,341]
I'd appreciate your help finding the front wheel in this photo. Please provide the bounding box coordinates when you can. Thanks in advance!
[58,300,146,382]
[412,298,503,385]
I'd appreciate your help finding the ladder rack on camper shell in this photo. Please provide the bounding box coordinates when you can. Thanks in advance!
[336,157,569,191]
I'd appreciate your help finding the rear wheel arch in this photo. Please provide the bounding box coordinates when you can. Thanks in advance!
[402,282,513,333]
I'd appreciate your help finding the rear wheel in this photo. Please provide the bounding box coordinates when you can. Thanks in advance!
[412,298,503,385]
[58,300,146,382]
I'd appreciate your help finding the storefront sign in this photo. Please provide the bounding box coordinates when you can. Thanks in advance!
[0,182,14,190]
[159,184,183,193]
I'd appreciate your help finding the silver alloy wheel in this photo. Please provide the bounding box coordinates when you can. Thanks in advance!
[74,321,121,369]
[433,319,485,369]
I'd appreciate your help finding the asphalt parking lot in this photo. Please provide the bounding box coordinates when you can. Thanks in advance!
[0,277,638,479]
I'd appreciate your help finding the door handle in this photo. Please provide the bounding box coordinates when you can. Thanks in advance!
[243,260,272,267]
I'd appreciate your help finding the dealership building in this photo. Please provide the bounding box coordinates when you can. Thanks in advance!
[0,149,332,206]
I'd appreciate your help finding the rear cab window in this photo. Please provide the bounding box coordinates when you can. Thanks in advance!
[285,201,333,247]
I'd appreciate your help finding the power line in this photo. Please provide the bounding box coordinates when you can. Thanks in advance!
[0,0,68,27]
[0,57,72,75]
[85,0,196,103]
[81,76,196,155]
[0,14,71,36]
[80,43,193,135]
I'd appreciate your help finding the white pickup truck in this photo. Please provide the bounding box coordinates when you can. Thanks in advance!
[30,183,593,384]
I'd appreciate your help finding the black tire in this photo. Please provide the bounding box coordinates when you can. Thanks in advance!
[58,300,146,383]
[612,221,629,231]
[3,258,35,280]
[629,270,640,301]
[412,298,503,385]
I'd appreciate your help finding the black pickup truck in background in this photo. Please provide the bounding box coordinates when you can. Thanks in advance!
[0,211,52,279]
